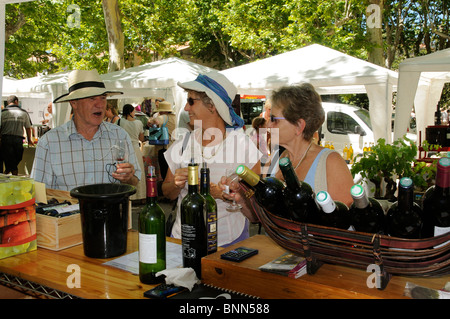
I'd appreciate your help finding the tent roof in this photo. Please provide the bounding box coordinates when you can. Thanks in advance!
[103,57,216,90]
[2,71,70,98]
[2,58,216,99]
[398,48,450,83]
[222,44,398,95]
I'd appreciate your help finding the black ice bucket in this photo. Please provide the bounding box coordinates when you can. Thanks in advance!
[70,183,136,258]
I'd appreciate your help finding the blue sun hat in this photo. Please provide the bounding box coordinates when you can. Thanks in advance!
[177,71,244,129]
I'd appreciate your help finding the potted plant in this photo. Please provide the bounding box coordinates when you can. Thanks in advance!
[350,136,435,201]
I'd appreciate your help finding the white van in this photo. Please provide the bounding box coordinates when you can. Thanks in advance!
[320,102,374,156]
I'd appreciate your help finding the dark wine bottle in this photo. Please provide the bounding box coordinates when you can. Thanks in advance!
[435,104,442,125]
[316,191,351,230]
[181,163,206,279]
[349,184,385,234]
[200,162,218,255]
[386,177,424,239]
[279,157,319,223]
[422,157,450,238]
[36,201,73,216]
[138,166,166,284]
[235,164,289,218]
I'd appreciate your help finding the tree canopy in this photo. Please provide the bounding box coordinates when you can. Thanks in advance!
[4,0,449,80]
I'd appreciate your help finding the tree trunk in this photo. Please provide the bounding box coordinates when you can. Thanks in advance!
[102,0,125,72]
[366,0,385,67]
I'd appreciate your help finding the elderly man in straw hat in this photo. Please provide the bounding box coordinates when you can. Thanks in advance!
[162,71,262,248]
[31,69,141,191]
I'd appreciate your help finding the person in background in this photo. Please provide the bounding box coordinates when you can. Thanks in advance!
[0,95,34,175]
[147,101,176,182]
[118,104,146,201]
[41,102,53,128]
[250,116,270,167]
[162,71,262,247]
[267,83,354,207]
[105,103,120,124]
[259,100,271,122]
[176,109,194,134]
[31,69,141,191]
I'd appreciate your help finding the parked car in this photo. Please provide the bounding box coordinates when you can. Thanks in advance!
[320,102,374,156]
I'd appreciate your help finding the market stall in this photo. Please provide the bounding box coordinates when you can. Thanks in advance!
[393,48,450,143]
[222,44,399,144]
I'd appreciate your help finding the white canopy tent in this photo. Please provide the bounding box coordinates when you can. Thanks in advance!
[222,44,399,143]
[102,57,216,119]
[2,71,70,126]
[393,48,450,143]
[2,58,216,127]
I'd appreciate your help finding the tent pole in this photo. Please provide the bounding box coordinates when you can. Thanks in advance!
[0,4,6,102]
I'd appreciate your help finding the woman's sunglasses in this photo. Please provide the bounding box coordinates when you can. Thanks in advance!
[187,97,201,106]
[270,115,286,122]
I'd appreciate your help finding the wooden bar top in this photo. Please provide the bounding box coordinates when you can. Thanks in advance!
[202,235,450,299]
[1,230,449,299]
[0,230,164,299]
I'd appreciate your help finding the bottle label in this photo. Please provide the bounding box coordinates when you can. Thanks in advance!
[207,211,217,253]
[181,224,197,260]
[139,233,157,264]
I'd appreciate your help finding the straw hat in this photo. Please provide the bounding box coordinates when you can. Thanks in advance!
[154,101,174,113]
[177,71,238,126]
[53,69,123,103]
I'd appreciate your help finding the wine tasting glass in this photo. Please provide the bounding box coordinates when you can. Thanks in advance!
[112,140,128,164]
[223,168,242,212]
[107,140,129,182]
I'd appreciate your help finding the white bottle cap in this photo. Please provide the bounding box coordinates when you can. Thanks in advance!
[316,191,335,213]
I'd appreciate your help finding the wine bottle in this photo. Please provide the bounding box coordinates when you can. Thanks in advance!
[181,163,206,279]
[36,201,78,217]
[435,104,442,125]
[386,177,424,239]
[316,191,351,230]
[278,157,319,223]
[138,166,166,284]
[235,164,289,218]
[349,184,385,234]
[200,162,218,255]
[422,157,450,238]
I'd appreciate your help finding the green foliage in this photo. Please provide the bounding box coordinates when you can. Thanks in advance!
[3,0,450,89]
[351,136,435,199]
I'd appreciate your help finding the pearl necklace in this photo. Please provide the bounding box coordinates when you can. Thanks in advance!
[292,141,313,170]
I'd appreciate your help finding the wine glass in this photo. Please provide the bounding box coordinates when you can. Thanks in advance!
[112,140,128,164]
[223,168,242,212]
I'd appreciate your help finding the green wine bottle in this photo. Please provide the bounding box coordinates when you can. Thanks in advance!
[138,166,166,284]
[181,163,206,278]
[200,162,218,255]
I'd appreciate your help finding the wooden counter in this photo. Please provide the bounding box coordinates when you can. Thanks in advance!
[202,235,450,299]
[0,230,165,299]
[1,231,449,299]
